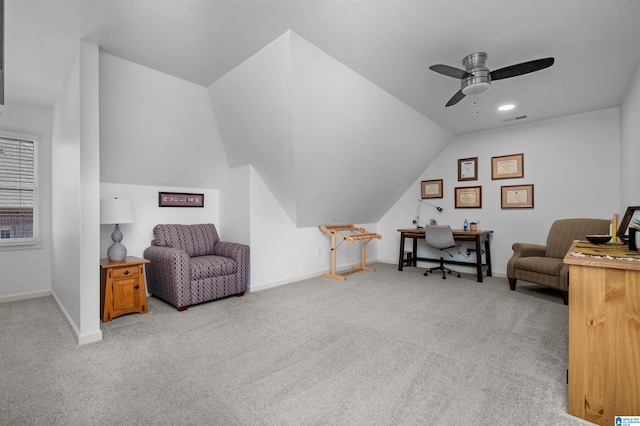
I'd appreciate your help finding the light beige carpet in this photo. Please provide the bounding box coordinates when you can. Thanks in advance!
[0,263,594,425]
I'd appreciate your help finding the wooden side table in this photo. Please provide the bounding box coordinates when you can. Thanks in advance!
[100,256,150,322]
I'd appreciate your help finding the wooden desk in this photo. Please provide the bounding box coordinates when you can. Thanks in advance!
[563,242,640,425]
[397,228,493,282]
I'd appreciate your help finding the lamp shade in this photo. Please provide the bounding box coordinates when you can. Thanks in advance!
[100,198,136,225]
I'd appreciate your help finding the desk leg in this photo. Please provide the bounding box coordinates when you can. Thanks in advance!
[398,233,405,271]
[484,236,492,277]
[475,236,483,282]
[412,238,418,267]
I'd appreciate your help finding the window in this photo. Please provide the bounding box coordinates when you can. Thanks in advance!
[0,227,10,239]
[0,135,38,245]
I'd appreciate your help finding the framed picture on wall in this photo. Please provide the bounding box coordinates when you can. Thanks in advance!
[455,186,482,208]
[501,184,534,209]
[421,179,443,199]
[458,157,478,181]
[158,192,205,207]
[492,153,524,180]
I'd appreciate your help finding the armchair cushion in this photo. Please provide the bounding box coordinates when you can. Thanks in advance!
[191,255,237,279]
[152,224,219,257]
[514,257,564,276]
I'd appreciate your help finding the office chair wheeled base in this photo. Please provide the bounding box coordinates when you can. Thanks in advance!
[424,268,461,279]
[424,256,461,279]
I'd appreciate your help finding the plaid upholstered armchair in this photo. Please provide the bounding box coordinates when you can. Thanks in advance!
[507,218,610,304]
[143,224,249,311]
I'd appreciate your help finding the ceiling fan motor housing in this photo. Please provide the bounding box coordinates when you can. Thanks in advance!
[461,52,491,95]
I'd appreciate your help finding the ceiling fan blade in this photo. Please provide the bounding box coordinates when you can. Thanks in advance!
[490,57,555,81]
[446,90,465,107]
[430,64,473,79]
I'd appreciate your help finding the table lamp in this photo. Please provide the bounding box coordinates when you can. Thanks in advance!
[100,198,136,262]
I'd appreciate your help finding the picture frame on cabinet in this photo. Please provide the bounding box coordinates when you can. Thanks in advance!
[617,205,640,243]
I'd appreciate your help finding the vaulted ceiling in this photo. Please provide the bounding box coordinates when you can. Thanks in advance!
[4,1,640,227]
[6,0,640,135]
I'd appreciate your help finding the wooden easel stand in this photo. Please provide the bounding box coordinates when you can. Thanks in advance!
[318,224,382,280]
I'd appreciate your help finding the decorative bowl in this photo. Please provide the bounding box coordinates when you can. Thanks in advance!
[585,234,612,245]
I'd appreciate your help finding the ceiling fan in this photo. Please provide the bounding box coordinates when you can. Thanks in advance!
[430,52,554,107]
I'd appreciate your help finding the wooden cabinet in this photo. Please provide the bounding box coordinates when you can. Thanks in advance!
[100,256,150,322]
[563,242,640,425]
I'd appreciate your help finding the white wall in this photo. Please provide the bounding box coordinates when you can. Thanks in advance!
[101,168,379,293]
[100,183,220,260]
[209,33,296,221]
[620,59,640,212]
[209,30,454,228]
[0,105,53,301]
[290,32,453,227]
[98,53,231,288]
[220,165,250,246]
[378,108,621,276]
[99,53,228,189]
[249,165,378,291]
[51,41,102,345]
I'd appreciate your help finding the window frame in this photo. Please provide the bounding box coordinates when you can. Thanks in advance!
[0,132,39,248]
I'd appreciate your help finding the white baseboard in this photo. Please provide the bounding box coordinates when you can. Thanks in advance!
[250,270,325,292]
[51,290,103,346]
[0,289,51,303]
[77,329,103,346]
[250,259,383,292]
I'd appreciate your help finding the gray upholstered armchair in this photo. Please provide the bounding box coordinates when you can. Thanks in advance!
[143,224,249,311]
[507,218,610,304]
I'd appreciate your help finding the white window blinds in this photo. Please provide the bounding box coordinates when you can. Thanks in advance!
[0,135,37,242]
[0,136,35,209]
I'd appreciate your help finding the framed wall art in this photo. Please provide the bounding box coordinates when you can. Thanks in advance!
[158,192,205,207]
[501,184,534,209]
[492,153,524,180]
[455,186,482,208]
[458,157,478,181]
[421,179,443,199]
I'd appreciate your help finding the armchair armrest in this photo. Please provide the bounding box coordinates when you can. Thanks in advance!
[143,245,191,309]
[507,242,547,279]
[214,241,250,290]
[511,242,547,258]
[214,241,249,261]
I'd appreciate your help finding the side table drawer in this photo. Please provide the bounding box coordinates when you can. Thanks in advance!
[111,266,140,279]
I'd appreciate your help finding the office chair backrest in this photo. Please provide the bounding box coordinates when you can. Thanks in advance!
[424,225,456,250]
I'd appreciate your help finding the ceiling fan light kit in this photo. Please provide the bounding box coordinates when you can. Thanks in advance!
[461,52,491,96]
[430,52,554,107]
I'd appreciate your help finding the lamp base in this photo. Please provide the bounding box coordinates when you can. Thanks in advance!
[107,224,127,262]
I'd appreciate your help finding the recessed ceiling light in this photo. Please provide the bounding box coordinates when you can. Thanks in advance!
[498,104,515,111]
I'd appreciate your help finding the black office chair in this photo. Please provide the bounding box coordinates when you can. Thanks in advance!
[423,225,461,279]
